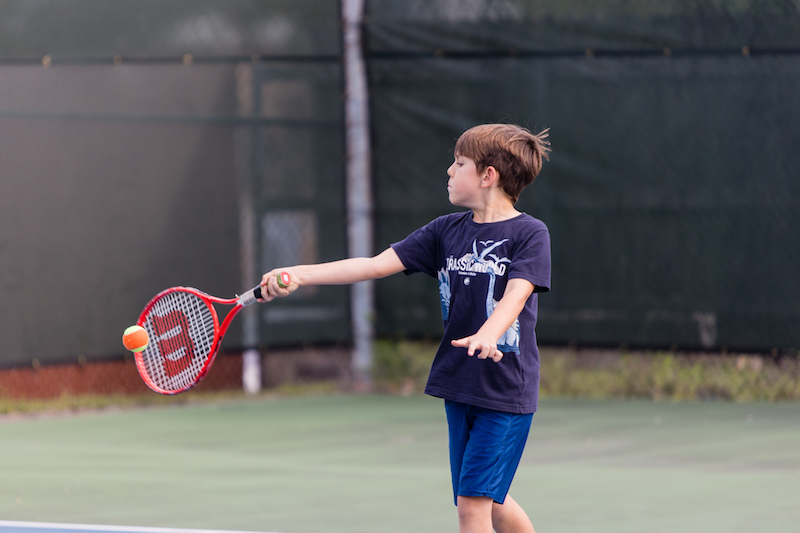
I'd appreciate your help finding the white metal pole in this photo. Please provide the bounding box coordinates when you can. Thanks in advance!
[343,0,374,387]
[235,63,262,394]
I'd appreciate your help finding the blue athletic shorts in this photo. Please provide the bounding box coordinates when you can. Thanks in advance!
[445,399,533,505]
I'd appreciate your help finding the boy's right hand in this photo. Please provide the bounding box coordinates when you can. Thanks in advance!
[259,268,299,302]
[451,335,504,363]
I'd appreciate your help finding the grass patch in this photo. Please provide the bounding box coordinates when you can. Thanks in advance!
[0,382,345,417]
[370,341,800,402]
[539,348,800,401]
[372,339,438,394]
[0,392,185,417]
[4,344,798,416]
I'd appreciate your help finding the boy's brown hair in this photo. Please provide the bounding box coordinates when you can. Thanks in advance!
[454,123,551,204]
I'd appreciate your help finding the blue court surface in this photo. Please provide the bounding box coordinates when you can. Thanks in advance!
[0,523,276,533]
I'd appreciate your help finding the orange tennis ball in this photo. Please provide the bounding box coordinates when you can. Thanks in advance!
[123,325,149,352]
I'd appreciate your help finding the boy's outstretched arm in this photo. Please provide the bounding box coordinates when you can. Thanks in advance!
[259,247,406,301]
[451,278,535,363]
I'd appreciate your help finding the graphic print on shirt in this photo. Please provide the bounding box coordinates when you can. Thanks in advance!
[440,238,520,354]
[438,267,451,320]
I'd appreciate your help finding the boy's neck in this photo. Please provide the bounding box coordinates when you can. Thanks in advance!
[470,203,521,224]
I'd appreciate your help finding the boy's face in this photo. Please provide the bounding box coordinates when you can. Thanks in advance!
[447,154,484,208]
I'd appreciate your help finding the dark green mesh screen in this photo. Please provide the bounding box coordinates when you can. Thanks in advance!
[0,1,345,367]
[1,0,798,368]
[0,0,341,59]
[367,0,800,352]
[246,61,349,347]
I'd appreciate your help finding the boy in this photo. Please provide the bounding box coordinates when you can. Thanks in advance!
[261,123,551,533]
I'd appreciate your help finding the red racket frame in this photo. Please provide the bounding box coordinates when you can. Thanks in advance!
[133,287,244,394]
[133,273,290,395]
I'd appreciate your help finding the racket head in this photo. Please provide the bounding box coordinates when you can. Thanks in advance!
[134,287,222,394]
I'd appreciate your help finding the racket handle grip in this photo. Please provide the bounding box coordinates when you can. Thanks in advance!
[238,286,262,307]
[238,272,291,306]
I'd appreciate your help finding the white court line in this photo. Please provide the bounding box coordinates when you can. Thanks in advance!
[0,522,284,533]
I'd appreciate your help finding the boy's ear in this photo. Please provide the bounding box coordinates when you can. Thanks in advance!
[481,165,500,188]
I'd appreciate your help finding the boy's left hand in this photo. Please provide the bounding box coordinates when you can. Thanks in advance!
[451,335,504,363]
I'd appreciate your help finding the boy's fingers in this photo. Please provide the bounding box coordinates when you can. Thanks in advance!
[452,337,499,360]
[257,270,293,302]
[256,278,271,302]
[466,341,477,357]
[453,337,479,357]
[269,275,289,297]
[475,342,492,359]
[257,286,270,302]
[451,337,470,349]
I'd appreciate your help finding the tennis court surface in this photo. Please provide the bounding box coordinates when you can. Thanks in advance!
[0,523,282,533]
[2,395,799,533]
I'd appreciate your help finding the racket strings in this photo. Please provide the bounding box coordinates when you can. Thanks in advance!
[140,291,217,392]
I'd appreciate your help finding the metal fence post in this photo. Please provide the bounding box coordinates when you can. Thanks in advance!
[343,0,374,387]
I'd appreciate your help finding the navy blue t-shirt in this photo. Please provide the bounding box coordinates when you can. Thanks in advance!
[391,211,551,414]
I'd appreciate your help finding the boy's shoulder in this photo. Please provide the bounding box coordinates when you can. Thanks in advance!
[424,211,472,232]
[507,211,546,224]
[436,211,472,223]
[421,212,548,247]
[434,211,548,232]
[513,212,549,233]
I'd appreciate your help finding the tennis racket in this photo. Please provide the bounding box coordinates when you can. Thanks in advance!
[133,272,291,395]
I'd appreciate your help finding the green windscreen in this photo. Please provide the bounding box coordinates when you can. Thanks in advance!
[367,0,800,351]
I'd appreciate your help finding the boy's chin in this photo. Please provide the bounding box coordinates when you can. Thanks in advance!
[448,194,465,207]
